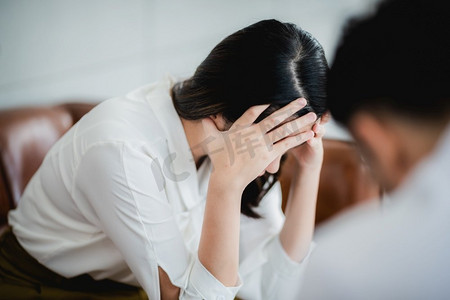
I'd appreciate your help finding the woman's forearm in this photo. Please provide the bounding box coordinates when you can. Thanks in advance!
[279,162,321,262]
[198,174,243,287]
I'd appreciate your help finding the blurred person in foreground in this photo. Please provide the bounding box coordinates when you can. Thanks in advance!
[299,0,450,299]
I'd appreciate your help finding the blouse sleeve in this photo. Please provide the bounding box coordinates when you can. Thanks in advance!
[73,141,240,300]
[237,181,315,300]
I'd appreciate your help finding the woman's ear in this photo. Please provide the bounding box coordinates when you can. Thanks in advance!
[320,111,331,124]
[209,114,228,131]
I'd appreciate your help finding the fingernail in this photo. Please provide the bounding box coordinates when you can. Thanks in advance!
[297,98,307,106]
[308,113,317,122]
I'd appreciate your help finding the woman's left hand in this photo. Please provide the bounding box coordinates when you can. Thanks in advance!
[290,112,329,169]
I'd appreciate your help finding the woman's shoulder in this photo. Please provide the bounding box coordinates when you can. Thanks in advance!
[75,98,164,145]
[76,79,176,148]
[69,77,181,167]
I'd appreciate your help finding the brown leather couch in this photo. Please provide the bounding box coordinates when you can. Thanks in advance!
[0,102,380,231]
[0,103,95,229]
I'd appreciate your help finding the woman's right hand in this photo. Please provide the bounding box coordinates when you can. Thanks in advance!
[201,98,316,192]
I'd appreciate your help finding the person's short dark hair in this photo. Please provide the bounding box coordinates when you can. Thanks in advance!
[327,0,450,126]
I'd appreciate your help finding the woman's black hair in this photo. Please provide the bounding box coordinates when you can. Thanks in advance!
[172,19,328,218]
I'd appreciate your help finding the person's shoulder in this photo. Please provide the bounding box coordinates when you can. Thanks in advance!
[301,193,450,299]
[313,199,380,243]
[299,201,381,293]
[75,81,173,147]
[75,99,161,146]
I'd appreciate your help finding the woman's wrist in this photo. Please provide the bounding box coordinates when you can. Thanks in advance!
[208,172,246,198]
[292,154,323,173]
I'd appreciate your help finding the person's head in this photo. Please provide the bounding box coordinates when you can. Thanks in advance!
[172,19,328,217]
[328,0,450,191]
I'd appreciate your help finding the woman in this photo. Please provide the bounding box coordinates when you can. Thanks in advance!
[1,20,328,299]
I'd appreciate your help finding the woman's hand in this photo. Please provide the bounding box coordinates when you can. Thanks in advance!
[289,112,329,169]
[201,98,316,192]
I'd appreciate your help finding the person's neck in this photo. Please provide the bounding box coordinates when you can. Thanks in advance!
[180,117,208,169]
[395,118,449,181]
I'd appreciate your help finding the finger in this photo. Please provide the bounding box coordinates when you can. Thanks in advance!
[307,136,320,147]
[266,111,317,144]
[273,130,315,155]
[307,137,315,146]
[313,123,326,138]
[259,98,307,133]
[231,104,270,129]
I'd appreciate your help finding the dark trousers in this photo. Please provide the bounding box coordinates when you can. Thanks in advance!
[0,227,148,300]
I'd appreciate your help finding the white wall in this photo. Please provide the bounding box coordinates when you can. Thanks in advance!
[0,0,378,139]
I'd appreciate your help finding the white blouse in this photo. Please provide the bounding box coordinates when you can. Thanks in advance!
[9,77,312,300]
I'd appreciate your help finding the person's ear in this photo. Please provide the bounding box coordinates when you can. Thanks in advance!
[320,111,331,124]
[349,112,406,190]
[209,114,228,131]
